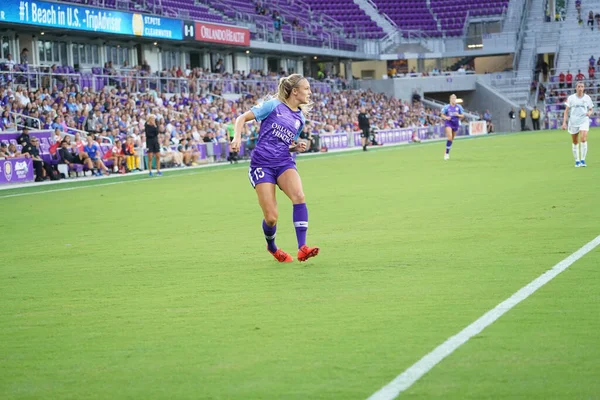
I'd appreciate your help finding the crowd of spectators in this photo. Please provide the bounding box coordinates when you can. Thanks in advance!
[546,54,600,107]
[0,62,466,181]
[0,64,447,134]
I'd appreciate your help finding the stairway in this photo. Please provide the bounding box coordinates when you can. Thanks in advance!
[352,0,398,36]
[555,0,600,73]
[492,0,542,106]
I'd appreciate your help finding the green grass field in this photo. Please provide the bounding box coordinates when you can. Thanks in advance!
[1,130,599,399]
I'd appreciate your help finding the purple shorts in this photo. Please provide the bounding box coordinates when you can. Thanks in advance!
[445,121,459,132]
[248,163,296,188]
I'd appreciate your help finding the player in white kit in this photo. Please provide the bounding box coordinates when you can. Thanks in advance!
[562,82,593,167]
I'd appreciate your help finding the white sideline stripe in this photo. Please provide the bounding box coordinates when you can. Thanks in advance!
[367,234,600,400]
[0,139,432,199]
[0,132,515,200]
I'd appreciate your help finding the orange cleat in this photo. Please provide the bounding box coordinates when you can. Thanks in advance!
[269,248,293,263]
[297,245,320,262]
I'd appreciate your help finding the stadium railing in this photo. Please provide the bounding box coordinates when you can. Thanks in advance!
[0,70,342,95]
[487,71,530,88]
[389,70,476,79]
[0,70,82,91]
[9,112,42,131]
[512,0,532,72]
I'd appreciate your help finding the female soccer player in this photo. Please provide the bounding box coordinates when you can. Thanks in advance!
[562,81,593,167]
[441,94,464,160]
[231,74,319,263]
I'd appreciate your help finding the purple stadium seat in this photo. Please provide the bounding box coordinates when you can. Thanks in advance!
[371,0,508,36]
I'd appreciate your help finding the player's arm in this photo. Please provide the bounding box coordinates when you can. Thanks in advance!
[232,111,255,151]
[440,105,450,120]
[586,97,594,116]
[290,123,307,153]
[290,141,307,153]
[562,105,569,130]
[457,106,465,119]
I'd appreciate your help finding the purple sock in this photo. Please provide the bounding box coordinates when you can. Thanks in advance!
[262,220,277,253]
[293,203,308,249]
[445,140,453,154]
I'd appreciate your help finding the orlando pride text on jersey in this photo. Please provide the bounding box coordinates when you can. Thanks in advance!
[250,98,305,168]
[442,103,464,130]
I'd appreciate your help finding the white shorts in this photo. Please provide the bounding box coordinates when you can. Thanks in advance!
[568,120,590,135]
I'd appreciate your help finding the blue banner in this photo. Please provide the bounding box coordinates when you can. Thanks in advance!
[0,0,183,40]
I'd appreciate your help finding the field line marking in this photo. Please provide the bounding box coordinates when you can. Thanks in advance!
[367,234,600,400]
[0,137,442,199]
[0,131,530,200]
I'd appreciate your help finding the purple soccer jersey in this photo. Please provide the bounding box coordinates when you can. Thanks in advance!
[250,99,305,168]
[442,103,464,131]
[247,99,305,188]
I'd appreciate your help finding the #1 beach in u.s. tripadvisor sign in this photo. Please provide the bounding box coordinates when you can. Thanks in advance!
[0,0,183,40]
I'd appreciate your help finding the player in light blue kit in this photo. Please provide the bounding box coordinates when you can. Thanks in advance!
[441,94,465,160]
[231,74,320,263]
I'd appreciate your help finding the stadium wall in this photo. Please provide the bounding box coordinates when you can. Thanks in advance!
[351,61,388,80]
[355,78,397,98]
[462,81,520,134]
[358,75,479,102]
[234,54,250,74]
[143,46,160,73]
[359,77,524,134]
[474,55,513,74]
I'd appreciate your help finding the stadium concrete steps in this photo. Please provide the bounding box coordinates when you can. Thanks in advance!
[194,0,236,23]
[500,0,546,106]
[555,0,600,73]
[352,0,398,37]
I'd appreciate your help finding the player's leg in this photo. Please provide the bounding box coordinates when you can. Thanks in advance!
[110,157,118,173]
[151,141,162,174]
[256,182,291,262]
[580,129,589,166]
[571,131,581,166]
[117,156,124,173]
[444,126,453,159]
[147,152,154,175]
[98,159,109,174]
[155,151,162,174]
[277,168,319,261]
[251,166,292,262]
[84,156,93,170]
[256,182,278,244]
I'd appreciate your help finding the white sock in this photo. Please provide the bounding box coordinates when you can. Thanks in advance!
[573,143,580,161]
[581,141,588,160]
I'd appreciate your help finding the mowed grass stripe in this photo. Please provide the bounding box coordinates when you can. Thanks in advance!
[368,235,600,400]
[1,130,599,399]
[0,130,533,199]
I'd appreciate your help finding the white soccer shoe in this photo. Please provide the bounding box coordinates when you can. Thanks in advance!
[444,154,450,160]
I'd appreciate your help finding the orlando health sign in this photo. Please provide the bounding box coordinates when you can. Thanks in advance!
[0,0,183,40]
